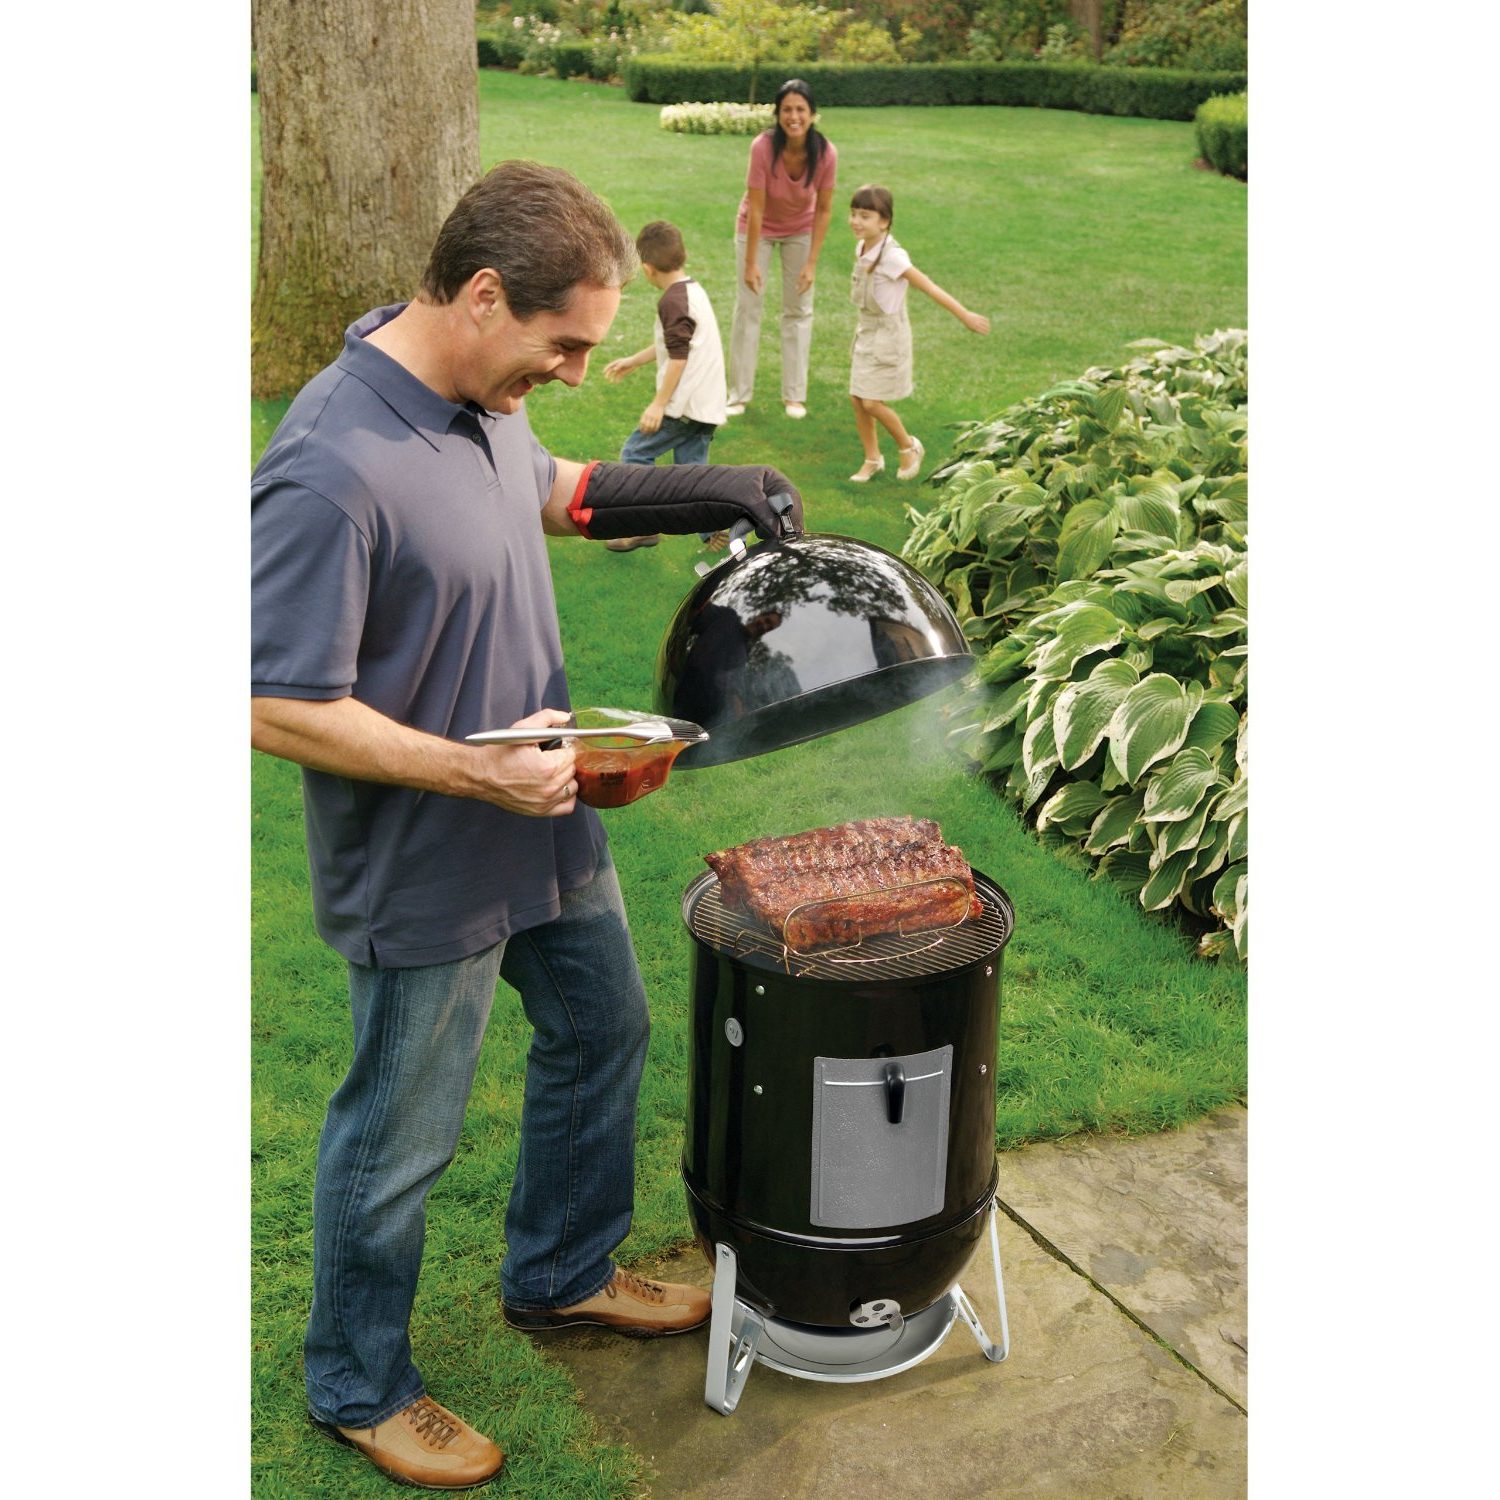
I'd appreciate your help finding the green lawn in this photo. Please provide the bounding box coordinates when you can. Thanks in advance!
[253,70,1246,1497]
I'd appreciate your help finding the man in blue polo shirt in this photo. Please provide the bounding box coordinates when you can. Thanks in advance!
[252,160,801,1491]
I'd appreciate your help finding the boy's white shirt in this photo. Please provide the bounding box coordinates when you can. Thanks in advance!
[652,275,728,427]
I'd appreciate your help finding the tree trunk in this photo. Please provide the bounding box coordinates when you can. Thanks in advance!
[1068,0,1105,61]
[252,0,480,398]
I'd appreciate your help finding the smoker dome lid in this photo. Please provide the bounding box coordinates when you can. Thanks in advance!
[653,533,973,769]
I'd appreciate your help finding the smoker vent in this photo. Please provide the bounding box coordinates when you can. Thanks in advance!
[684,870,1011,982]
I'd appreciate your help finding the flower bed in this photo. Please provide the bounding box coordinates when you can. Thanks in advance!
[659,100,775,135]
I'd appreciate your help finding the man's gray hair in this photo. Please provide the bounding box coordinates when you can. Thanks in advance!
[420,160,637,318]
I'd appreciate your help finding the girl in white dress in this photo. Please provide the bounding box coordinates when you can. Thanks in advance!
[846,185,991,483]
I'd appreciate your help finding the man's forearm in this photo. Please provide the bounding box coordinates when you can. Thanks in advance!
[251,695,484,798]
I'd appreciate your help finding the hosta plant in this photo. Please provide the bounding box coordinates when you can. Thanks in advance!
[904,332,1248,958]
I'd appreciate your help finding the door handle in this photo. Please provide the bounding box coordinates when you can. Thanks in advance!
[883,1061,906,1125]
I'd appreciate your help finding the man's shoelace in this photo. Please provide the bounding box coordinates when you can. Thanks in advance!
[609,1269,668,1304]
[404,1397,460,1447]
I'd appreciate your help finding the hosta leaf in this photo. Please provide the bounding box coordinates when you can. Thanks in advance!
[1106,674,1197,782]
[1232,874,1248,956]
[977,638,1030,684]
[1225,560,1248,607]
[1225,811,1247,863]
[976,509,1028,557]
[980,728,1022,773]
[1137,616,1184,641]
[1146,392,1177,426]
[1097,849,1151,896]
[1022,711,1058,780]
[1194,607,1248,641]
[1036,780,1107,834]
[1056,500,1120,582]
[1211,860,1246,919]
[1116,490,1180,541]
[1031,603,1127,680]
[1164,575,1224,603]
[1139,849,1195,911]
[1185,820,1229,884]
[1020,757,1055,813]
[981,678,1031,732]
[1182,701,1241,755]
[1142,746,1220,821]
[1028,677,1063,727]
[1084,789,1146,853]
[1158,792,1216,860]
[1053,657,1139,769]
[1215,776,1249,819]
[1092,385,1128,429]
[1104,587,1162,627]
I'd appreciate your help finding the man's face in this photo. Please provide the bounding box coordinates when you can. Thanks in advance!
[469,280,621,414]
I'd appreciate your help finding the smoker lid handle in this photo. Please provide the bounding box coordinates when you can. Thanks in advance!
[883,1060,906,1126]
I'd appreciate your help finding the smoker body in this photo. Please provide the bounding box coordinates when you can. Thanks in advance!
[681,869,1013,1329]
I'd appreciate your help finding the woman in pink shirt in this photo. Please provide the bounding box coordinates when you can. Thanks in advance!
[727,79,838,420]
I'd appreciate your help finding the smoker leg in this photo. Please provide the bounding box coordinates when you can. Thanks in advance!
[953,1197,1011,1364]
[704,1242,764,1415]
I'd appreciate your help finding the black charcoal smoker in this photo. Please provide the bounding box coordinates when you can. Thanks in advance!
[654,517,1017,1415]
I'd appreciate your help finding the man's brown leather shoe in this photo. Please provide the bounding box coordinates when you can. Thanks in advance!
[503,1267,710,1337]
[314,1395,505,1489]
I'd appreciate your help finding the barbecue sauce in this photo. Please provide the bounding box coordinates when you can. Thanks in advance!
[574,745,681,808]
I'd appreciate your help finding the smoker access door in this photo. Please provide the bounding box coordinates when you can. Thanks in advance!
[809,1044,953,1230]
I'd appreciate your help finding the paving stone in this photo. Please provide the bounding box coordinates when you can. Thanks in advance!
[999,1107,1247,1407]
[538,1110,1248,1500]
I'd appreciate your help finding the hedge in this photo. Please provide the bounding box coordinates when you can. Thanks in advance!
[1195,91,1247,179]
[623,57,1248,121]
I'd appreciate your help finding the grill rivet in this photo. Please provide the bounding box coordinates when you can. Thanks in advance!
[753,1085,763,1095]
[985,966,993,976]
[980,1063,988,1075]
[754,984,766,996]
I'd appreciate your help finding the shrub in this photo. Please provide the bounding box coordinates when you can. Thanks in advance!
[660,101,776,134]
[1195,91,1246,179]
[478,2,666,81]
[624,56,1247,119]
[1106,0,1247,72]
[551,39,594,77]
[477,26,528,69]
[903,332,1249,959]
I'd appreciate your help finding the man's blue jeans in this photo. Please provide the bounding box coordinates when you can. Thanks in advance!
[620,415,716,467]
[303,856,650,1428]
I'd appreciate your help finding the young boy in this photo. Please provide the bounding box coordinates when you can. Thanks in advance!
[601,221,729,551]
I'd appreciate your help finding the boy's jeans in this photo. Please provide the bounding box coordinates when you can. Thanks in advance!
[620,415,716,467]
[303,856,650,1428]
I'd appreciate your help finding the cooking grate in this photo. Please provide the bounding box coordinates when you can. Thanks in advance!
[684,870,1011,982]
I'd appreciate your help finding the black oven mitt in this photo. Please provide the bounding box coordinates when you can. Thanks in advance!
[567,462,803,543]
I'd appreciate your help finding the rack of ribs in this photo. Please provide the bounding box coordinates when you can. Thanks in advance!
[704,817,981,951]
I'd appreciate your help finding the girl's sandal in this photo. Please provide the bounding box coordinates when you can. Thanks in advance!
[848,456,885,483]
[896,436,925,481]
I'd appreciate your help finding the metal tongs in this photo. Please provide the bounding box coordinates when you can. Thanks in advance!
[465,722,678,747]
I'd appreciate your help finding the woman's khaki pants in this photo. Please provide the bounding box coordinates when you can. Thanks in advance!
[728,232,814,406]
